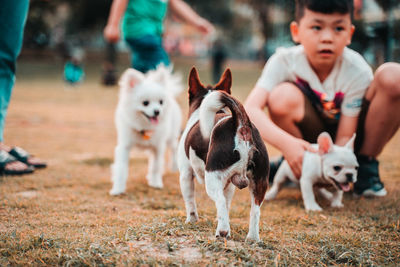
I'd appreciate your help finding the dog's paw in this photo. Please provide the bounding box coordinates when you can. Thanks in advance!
[215,230,231,239]
[215,224,231,239]
[331,201,344,208]
[109,187,125,196]
[264,190,277,201]
[146,174,164,189]
[305,203,323,212]
[245,233,260,243]
[185,212,199,223]
[147,180,163,189]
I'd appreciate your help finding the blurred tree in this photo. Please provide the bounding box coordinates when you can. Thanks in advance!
[374,0,399,11]
[184,0,233,28]
[237,0,294,42]
[372,0,400,62]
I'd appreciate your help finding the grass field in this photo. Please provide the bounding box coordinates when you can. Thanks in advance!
[0,55,399,266]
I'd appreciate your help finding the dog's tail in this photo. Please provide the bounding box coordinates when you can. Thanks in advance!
[199,91,252,141]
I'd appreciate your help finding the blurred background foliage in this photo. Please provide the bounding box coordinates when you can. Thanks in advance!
[23,0,400,67]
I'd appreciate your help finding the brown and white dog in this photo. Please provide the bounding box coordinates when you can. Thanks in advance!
[177,67,269,242]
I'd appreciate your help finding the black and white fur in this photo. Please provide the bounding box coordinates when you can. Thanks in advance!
[110,65,183,195]
[178,68,269,241]
[265,132,358,211]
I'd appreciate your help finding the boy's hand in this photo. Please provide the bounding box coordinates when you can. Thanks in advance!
[282,137,316,178]
[104,24,121,43]
[195,18,215,35]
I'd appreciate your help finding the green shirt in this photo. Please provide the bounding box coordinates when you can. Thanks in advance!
[122,0,169,39]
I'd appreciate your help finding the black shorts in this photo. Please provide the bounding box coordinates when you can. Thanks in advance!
[294,81,367,152]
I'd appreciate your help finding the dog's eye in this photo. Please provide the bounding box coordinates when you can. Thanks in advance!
[159,100,163,105]
[333,165,342,172]
[143,101,149,106]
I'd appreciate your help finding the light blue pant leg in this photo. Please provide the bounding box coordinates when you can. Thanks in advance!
[0,0,29,142]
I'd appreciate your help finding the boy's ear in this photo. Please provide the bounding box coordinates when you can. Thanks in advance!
[290,21,300,44]
[347,25,355,45]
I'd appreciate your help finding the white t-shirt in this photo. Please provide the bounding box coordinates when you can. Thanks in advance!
[256,45,373,117]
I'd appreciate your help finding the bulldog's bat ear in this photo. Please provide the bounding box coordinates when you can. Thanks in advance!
[317,132,334,155]
[344,133,356,151]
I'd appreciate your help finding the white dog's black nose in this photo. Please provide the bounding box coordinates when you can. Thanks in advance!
[346,173,353,182]
[154,110,160,116]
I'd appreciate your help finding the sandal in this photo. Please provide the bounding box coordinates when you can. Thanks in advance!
[8,146,47,169]
[0,150,35,175]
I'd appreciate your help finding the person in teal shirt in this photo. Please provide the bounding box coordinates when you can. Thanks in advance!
[0,0,47,175]
[104,0,214,73]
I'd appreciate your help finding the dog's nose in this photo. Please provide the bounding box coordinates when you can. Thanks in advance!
[346,173,353,182]
[154,110,160,116]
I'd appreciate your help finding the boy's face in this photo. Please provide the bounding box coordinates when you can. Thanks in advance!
[290,8,354,71]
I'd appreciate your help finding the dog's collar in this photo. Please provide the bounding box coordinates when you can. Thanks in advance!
[133,129,154,140]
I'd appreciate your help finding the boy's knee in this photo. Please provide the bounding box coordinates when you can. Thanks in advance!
[269,83,303,116]
[374,62,400,99]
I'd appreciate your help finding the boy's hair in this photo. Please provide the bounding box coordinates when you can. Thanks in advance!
[295,0,354,22]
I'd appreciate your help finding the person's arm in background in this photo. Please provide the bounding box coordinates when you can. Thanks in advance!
[168,0,214,35]
[104,0,128,43]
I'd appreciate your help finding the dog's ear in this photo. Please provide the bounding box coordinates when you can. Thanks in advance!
[344,133,356,151]
[151,64,168,84]
[188,67,204,95]
[317,132,333,155]
[214,68,232,94]
[119,68,145,90]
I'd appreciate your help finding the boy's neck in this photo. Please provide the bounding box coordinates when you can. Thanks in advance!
[309,60,335,83]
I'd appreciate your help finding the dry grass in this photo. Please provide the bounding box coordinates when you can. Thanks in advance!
[0,56,399,266]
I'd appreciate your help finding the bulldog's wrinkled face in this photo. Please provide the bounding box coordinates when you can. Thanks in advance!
[321,146,358,192]
[318,132,358,192]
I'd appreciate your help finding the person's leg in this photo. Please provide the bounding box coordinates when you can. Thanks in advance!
[0,0,29,142]
[354,62,400,196]
[358,62,400,156]
[268,82,306,139]
[268,82,338,181]
[268,82,332,142]
[268,82,307,181]
[125,35,169,73]
[0,1,32,173]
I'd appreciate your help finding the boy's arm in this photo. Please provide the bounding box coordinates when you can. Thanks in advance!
[169,0,214,34]
[244,86,314,178]
[104,0,129,43]
[335,115,358,146]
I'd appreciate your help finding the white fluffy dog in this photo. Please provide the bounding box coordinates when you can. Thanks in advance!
[110,65,183,195]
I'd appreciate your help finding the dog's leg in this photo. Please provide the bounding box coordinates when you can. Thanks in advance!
[110,141,132,195]
[180,166,198,223]
[146,143,166,188]
[224,183,236,212]
[265,162,290,200]
[168,137,179,172]
[300,176,322,211]
[317,188,333,202]
[246,192,261,242]
[330,189,344,208]
[205,172,230,238]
